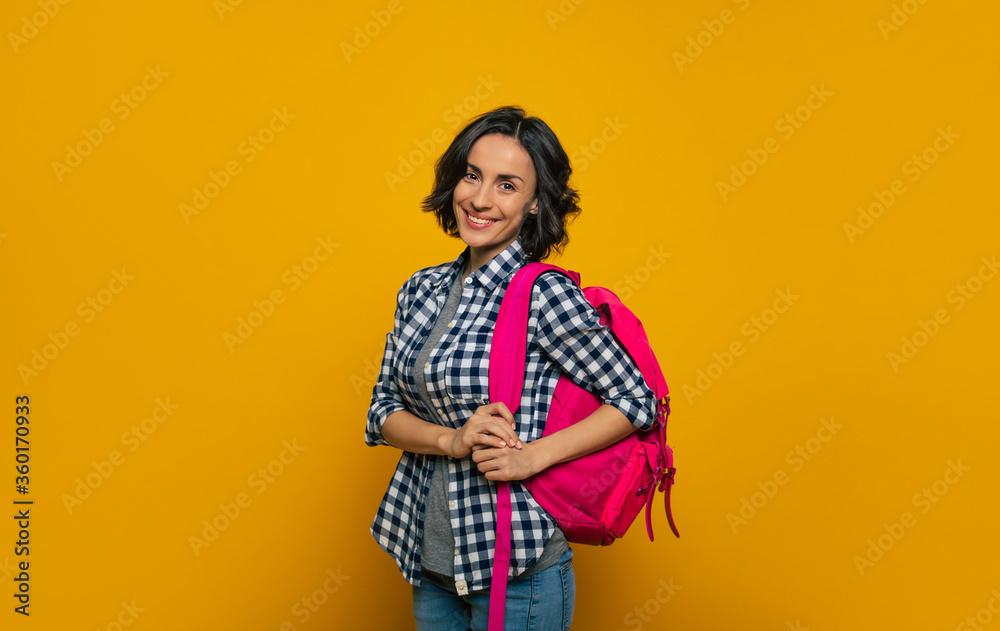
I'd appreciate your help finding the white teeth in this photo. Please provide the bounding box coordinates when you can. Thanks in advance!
[466,211,497,225]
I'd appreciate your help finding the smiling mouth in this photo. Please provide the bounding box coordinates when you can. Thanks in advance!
[464,209,498,226]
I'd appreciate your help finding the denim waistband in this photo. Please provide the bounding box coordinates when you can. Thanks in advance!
[420,547,573,595]
[420,567,459,593]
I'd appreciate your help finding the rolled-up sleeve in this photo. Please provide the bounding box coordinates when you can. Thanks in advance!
[530,272,657,431]
[364,281,409,447]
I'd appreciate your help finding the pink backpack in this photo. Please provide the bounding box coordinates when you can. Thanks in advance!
[487,262,678,630]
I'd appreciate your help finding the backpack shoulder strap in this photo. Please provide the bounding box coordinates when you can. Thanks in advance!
[488,262,578,414]
[582,286,669,401]
[487,262,577,631]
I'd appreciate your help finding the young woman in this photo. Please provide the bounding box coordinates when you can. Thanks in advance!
[365,106,657,631]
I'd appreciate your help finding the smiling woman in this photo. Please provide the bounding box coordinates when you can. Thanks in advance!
[451,133,539,275]
[365,106,656,631]
[421,106,582,266]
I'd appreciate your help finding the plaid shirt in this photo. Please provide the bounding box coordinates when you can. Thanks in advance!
[365,236,656,594]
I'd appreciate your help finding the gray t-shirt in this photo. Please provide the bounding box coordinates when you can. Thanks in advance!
[415,266,567,581]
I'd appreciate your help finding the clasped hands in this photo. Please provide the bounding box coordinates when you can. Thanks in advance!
[444,402,541,482]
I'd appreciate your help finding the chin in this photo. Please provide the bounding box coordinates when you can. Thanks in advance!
[457,232,486,248]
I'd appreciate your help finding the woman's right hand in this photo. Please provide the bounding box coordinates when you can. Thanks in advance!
[445,402,523,459]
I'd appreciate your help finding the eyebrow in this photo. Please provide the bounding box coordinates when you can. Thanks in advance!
[466,162,524,183]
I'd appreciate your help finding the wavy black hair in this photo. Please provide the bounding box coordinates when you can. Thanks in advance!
[421,105,581,263]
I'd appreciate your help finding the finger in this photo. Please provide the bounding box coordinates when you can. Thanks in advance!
[475,419,513,448]
[489,403,523,448]
[480,463,512,480]
[496,426,522,450]
[483,417,521,449]
[475,428,509,449]
[483,468,510,482]
[476,458,498,474]
[468,412,517,450]
[484,403,513,427]
[472,447,500,463]
[491,401,516,426]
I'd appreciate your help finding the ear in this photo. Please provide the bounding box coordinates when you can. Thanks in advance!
[528,198,539,214]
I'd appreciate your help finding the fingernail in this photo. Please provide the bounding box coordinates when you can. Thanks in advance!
[500,441,506,447]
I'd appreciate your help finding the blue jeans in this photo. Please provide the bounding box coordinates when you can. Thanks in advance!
[413,547,575,631]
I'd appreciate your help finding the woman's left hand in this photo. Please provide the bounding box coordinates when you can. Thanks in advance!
[470,442,546,481]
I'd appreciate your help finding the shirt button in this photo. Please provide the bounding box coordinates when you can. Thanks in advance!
[454,549,459,556]
[436,408,444,416]
[465,278,472,284]
[455,580,468,595]
[449,500,456,508]
[447,321,454,328]
[424,362,430,370]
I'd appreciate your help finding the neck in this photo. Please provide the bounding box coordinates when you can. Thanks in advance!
[465,237,516,279]
[463,250,486,281]
[461,253,472,282]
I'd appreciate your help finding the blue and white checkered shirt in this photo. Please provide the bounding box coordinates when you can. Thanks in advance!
[365,236,656,594]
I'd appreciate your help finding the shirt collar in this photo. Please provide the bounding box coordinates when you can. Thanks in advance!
[428,236,528,295]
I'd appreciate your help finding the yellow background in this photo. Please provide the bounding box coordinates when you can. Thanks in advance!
[2,0,998,629]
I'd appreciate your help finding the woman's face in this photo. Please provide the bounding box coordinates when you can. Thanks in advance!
[452,133,538,263]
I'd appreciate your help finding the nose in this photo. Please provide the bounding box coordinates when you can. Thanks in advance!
[471,183,494,210]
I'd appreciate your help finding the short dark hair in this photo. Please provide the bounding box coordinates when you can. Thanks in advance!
[421,106,581,262]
